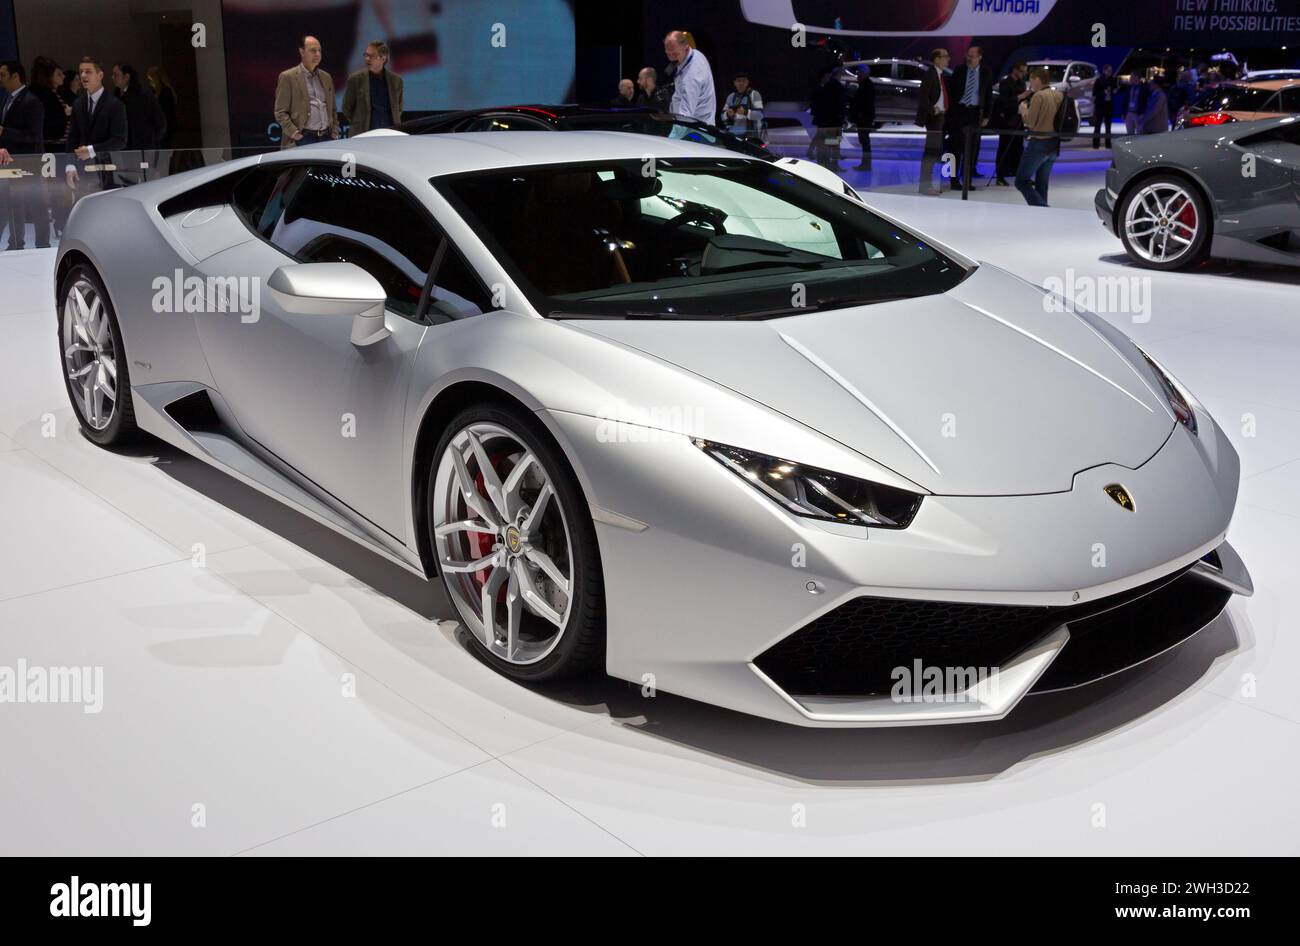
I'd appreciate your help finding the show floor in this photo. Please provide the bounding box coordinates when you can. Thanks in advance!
[2,197,1299,855]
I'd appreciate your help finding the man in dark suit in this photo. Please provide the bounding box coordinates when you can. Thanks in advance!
[1091,63,1117,148]
[993,61,1030,185]
[0,60,48,249]
[849,64,875,171]
[65,57,128,196]
[341,39,404,135]
[944,46,993,189]
[112,62,167,150]
[916,48,950,195]
[1122,73,1148,137]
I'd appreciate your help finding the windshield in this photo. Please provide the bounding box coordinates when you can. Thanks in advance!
[1035,65,1067,83]
[436,158,968,320]
[1191,85,1276,111]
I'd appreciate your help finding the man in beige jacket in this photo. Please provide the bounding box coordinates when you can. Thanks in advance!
[341,40,404,135]
[1013,69,1063,207]
[274,35,339,148]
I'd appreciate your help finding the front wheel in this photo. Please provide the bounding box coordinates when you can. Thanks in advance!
[1118,176,1210,271]
[57,263,140,445]
[429,405,605,681]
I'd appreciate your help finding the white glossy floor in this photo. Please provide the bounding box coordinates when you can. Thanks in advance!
[2,197,1299,856]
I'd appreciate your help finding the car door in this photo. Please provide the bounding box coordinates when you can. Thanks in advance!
[1069,64,1096,116]
[192,162,440,537]
[1223,121,1300,244]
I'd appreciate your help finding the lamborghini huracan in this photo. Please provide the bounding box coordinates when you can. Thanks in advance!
[56,131,1251,726]
[1097,115,1300,270]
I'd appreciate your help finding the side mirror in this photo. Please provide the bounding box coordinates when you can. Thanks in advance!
[267,262,391,346]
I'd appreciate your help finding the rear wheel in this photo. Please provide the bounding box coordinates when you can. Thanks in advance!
[1118,176,1210,270]
[429,405,605,681]
[57,264,140,445]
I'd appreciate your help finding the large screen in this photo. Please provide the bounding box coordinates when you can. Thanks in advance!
[0,0,17,62]
[222,0,576,146]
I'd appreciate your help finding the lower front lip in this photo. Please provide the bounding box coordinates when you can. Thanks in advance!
[1094,188,1116,233]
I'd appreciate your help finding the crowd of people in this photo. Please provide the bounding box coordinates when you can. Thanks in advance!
[0,55,177,250]
[1,26,1253,251]
[0,31,407,250]
[609,30,767,141]
[813,50,1221,207]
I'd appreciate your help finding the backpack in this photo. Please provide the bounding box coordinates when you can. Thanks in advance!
[1054,91,1079,135]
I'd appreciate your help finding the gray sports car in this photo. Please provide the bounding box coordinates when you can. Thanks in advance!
[55,131,1251,727]
[1096,115,1300,270]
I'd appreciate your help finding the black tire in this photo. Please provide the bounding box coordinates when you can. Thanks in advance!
[428,403,605,682]
[1117,174,1211,271]
[56,263,141,446]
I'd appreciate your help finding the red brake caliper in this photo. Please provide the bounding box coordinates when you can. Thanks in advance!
[1176,201,1196,231]
[470,452,513,601]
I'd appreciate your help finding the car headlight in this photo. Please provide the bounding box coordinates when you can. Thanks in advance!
[693,439,923,528]
[1137,347,1198,436]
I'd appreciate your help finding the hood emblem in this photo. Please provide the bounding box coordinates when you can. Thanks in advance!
[1104,483,1135,512]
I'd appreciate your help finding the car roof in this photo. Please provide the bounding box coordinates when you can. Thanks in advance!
[1238,78,1300,90]
[263,131,758,179]
[396,103,657,132]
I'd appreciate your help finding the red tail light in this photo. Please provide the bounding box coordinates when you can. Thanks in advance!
[1188,112,1236,126]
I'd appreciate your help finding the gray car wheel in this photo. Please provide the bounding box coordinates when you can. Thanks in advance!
[429,405,605,680]
[1119,177,1210,270]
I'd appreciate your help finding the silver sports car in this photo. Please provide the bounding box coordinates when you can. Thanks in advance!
[56,131,1251,726]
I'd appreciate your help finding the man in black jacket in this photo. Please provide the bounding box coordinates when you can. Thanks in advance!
[849,64,875,171]
[992,61,1029,185]
[1091,63,1117,149]
[808,66,846,169]
[943,46,993,189]
[0,60,48,248]
[916,48,950,195]
[112,62,166,150]
[65,57,128,195]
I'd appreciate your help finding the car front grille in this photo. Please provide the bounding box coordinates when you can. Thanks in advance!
[755,563,1207,697]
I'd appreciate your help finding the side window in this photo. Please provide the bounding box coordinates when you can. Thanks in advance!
[427,245,495,320]
[232,166,305,238]
[1073,64,1096,81]
[268,166,438,319]
[1278,88,1300,112]
[896,63,927,83]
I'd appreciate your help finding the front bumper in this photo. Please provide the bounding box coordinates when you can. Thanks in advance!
[1095,184,1116,234]
[543,407,1248,727]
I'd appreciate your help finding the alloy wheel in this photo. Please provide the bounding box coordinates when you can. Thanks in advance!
[1123,182,1200,264]
[62,277,117,431]
[432,422,575,665]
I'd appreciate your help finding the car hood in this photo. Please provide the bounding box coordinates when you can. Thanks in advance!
[569,264,1174,496]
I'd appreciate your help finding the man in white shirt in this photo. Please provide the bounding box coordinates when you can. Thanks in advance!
[664,31,715,125]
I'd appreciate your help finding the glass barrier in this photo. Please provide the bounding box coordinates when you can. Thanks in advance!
[0,147,275,252]
[0,121,1137,252]
[765,122,1125,210]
